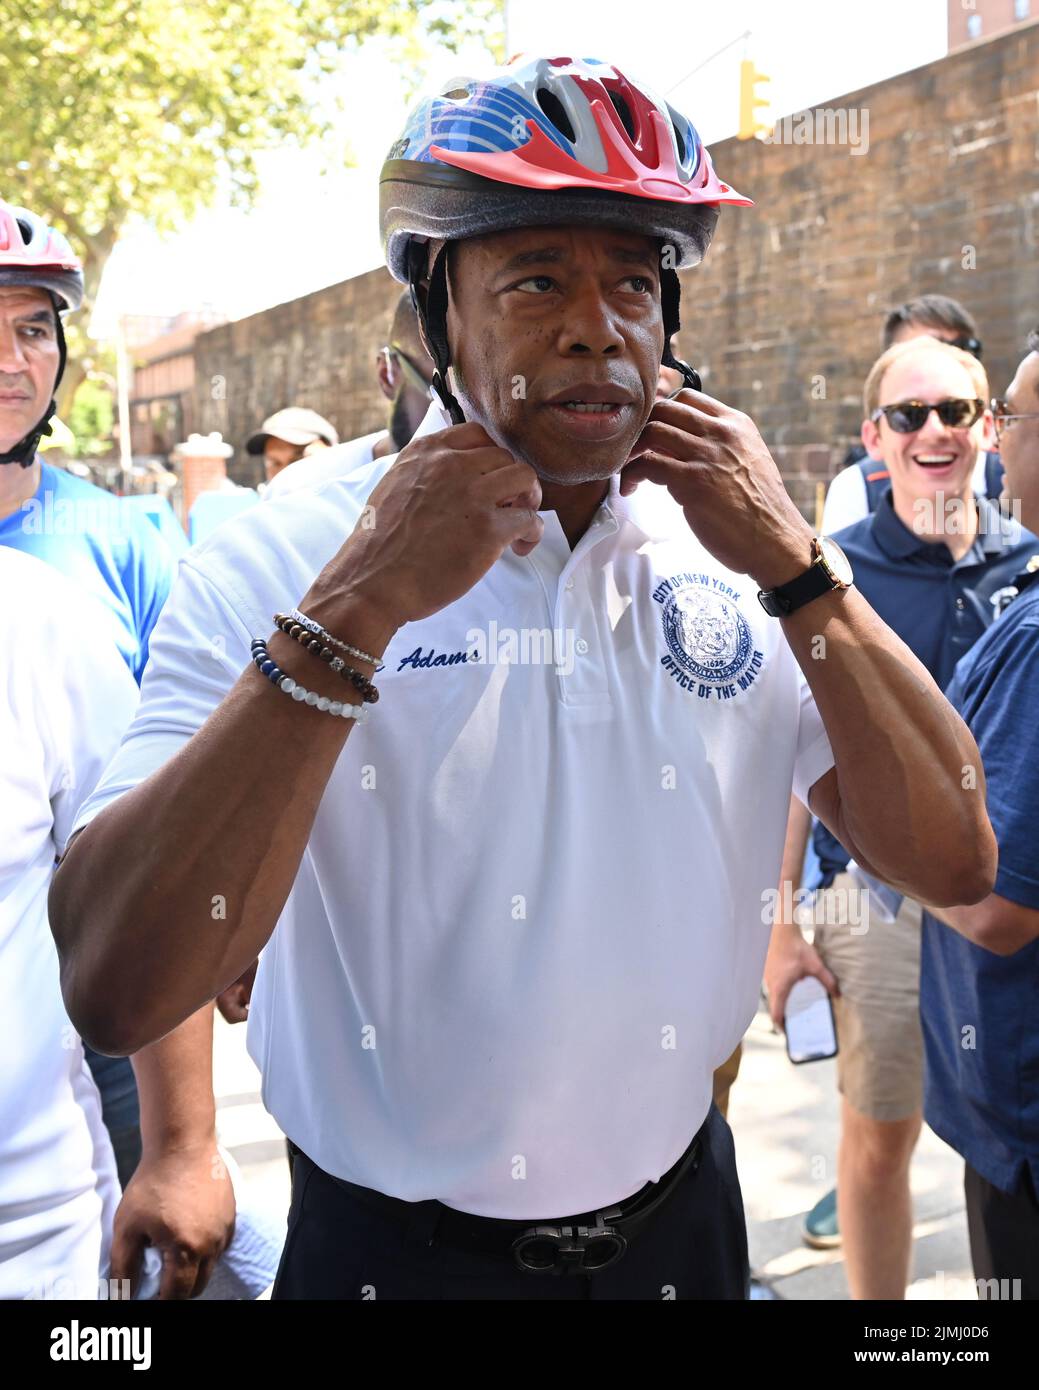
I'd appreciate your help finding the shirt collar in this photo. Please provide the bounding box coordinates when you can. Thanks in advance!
[870,487,1025,565]
[869,487,929,560]
[605,473,676,542]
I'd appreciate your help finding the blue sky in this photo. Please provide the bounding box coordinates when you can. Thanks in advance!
[92,0,949,336]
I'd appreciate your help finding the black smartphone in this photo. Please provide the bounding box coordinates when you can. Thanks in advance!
[784,976,838,1065]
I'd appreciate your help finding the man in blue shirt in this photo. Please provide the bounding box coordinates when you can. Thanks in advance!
[0,200,176,1187]
[0,462,176,681]
[765,336,1038,1298]
[920,329,1039,1298]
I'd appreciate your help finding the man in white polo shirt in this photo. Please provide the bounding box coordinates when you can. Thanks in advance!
[0,549,132,1298]
[52,55,994,1300]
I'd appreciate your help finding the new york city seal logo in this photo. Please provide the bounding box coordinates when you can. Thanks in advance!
[653,573,765,701]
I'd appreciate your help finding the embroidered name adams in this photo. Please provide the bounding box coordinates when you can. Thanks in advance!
[397,646,471,672]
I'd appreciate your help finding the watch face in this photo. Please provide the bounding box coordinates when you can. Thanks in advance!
[819,536,854,586]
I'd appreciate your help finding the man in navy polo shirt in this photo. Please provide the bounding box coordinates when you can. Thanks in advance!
[765,335,1038,1299]
[920,329,1039,1298]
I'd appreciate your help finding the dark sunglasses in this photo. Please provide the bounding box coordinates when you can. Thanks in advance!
[949,334,983,360]
[871,398,985,433]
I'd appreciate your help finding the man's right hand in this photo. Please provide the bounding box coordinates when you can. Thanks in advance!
[764,922,839,1032]
[302,422,544,637]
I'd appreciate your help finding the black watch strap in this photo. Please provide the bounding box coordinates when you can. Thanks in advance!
[757,558,839,618]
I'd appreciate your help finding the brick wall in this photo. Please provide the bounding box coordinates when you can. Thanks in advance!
[194,270,400,487]
[680,18,1039,518]
[181,453,229,522]
[192,21,1039,510]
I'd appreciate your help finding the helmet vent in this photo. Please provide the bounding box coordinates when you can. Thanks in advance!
[535,88,576,142]
[606,89,636,141]
[443,86,471,102]
[665,105,687,164]
[15,218,32,246]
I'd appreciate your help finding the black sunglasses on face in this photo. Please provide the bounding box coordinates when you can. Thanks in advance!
[871,398,985,433]
[949,334,983,360]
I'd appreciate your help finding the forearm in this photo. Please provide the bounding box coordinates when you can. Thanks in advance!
[780,795,810,897]
[924,893,1039,956]
[51,594,397,1054]
[767,796,811,957]
[132,1003,217,1153]
[784,588,995,905]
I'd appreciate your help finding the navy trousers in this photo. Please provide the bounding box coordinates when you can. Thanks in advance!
[272,1104,750,1300]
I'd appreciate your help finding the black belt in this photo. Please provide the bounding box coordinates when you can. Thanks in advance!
[293,1115,708,1276]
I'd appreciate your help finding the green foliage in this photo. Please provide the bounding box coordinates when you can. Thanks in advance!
[0,0,505,306]
[68,376,115,457]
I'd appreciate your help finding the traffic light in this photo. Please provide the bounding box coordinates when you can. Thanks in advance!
[739,59,771,140]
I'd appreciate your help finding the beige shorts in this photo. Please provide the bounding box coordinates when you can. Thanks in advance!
[812,871,923,1123]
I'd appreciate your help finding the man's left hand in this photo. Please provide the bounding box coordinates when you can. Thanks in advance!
[620,388,814,587]
[109,1139,235,1300]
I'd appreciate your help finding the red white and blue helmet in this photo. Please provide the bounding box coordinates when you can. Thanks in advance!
[380,53,751,282]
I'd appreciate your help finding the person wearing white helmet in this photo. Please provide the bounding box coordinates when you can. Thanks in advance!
[0,200,233,1299]
[0,201,178,683]
[54,56,993,1300]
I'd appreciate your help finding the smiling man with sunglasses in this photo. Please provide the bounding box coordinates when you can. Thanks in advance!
[766,334,1039,1300]
[821,295,1004,536]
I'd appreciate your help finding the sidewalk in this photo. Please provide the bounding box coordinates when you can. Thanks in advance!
[212,1003,977,1300]
[731,1006,976,1300]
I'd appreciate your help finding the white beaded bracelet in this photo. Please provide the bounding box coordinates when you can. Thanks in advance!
[250,639,370,722]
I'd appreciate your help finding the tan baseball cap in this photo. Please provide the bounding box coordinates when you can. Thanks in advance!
[246,407,339,455]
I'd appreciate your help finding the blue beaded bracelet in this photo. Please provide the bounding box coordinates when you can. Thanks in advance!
[249,639,369,722]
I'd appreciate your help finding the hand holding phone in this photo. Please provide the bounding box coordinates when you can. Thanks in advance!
[784,975,839,1064]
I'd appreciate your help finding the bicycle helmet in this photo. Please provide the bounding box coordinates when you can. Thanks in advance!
[380,55,751,422]
[0,200,84,466]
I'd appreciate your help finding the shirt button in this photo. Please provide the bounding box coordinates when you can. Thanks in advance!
[955,597,965,611]
[575,637,589,655]
[565,577,575,590]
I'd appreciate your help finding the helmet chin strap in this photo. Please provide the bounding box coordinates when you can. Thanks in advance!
[407,241,466,426]
[0,308,66,467]
[659,266,701,393]
[406,244,701,427]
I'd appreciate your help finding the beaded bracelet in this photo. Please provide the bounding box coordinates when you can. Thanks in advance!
[272,614,379,703]
[249,639,369,722]
[287,608,381,669]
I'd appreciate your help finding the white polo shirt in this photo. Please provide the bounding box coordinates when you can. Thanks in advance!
[74,401,833,1219]
[1,549,136,1298]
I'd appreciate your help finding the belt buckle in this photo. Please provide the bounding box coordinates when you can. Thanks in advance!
[511,1209,628,1276]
